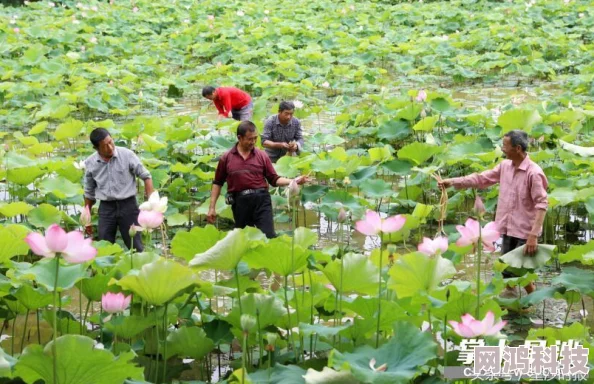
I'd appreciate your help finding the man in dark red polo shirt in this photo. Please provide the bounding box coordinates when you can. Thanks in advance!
[202,86,253,121]
[207,121,306,238]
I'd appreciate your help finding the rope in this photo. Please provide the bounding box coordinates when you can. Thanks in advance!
[431,172,448,237]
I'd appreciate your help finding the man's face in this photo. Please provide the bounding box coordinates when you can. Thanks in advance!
[238,130,258,151]
[203,91,216,101]
[97,135,115,159]
[278,109,294,125]
[501,136,520,159]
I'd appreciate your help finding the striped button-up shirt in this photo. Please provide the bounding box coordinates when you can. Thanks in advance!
[84,147,151,201]
[450,155,548,239]
[261,115,304,162]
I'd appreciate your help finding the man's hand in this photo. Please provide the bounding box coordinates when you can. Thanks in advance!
[525,234,538,256]
[207,207,217,224]
[84,225,93,238]
[277,142,290,150]
[295,175,309,185]
[438,178,453,190]
[288,141,298,153]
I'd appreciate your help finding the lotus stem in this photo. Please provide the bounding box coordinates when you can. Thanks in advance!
[256,309,263,369]
[20,310,29,353]
[234,266,243,316]
[376,233,384,348]
[79,285,83,335]
[52,256,60,384]
[283,275,294,356]
[36,309,41,345]
[290,202,302,362]
[154,308,160,384]
[162,303,168,383]
[476,219,482,319]
[241,331,247,384]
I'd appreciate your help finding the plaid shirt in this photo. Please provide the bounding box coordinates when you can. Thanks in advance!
[261,115,304,162]
[84,147,151,201]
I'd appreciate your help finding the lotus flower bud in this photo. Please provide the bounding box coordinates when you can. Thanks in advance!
[80,206,92,227]
[337,207,347,223]
[265,332,277,351]
[240,314,256,333]
[420,109,427,118]
[474,195,486,216]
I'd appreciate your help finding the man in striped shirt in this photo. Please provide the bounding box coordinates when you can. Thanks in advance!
[83,128,154,251]
[202,86,253,121]
[262,101,304,163]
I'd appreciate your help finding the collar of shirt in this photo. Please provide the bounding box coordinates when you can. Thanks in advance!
[96,147,119,163]
[230,143,255,156]
[518,154,530,171]
[274,114,294,127]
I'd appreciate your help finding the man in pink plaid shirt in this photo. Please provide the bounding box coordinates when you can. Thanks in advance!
[439,130,548,295]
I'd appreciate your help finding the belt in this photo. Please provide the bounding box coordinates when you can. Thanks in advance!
[101,196,137,204]
[237,188,267,196]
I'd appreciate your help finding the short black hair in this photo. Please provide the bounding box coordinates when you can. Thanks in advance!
[202,86,216,97]
[504,130,528,152]
[237,121,256,137]
[279,101,295,113]
[90,128,110,149]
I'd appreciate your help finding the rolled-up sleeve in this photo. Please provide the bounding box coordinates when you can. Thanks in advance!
[84,164,97,200]
[531,173,548,211]
[451,163,501,189]
[129,153,151,180]
[213,155,227,186]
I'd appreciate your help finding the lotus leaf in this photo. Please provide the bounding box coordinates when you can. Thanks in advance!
[499,244,555,269]
[388,253,456,299]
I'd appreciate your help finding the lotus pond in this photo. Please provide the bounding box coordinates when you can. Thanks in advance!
[1,0,594,382]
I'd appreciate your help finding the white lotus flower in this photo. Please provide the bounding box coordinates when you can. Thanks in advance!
[183,19,190,23]
[48,1,55,7]
[264,9,269,14]
[139,191,168,213]
[263,17,269,22]
[73,19,80,24]
[207,15,215,20]
[183,359,195,364]
[321,81,330,88]
[91,6,98,11]
[293,100,304,109]
[90,36,97,44]
[579,12,584,18]
[237,10,245,16]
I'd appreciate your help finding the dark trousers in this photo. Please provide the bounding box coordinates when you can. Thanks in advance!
[501,234,526,278]
[231,191,276,238]
[98,196,144,251]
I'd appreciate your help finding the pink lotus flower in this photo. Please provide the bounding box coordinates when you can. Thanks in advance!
[449,311,506,338]
[132,6,138,12]
[418,236,448,256]
[321,81,330,88]
[101,292,131,313]
[474,195,486,216]
[137,210,163,229]
[207,15,215,20]
[13,28,20,34]
[25,224,97,263]
[355,210,406,236]
[416,89,427,102]
[80,206,92,227]
[455,218,500,252]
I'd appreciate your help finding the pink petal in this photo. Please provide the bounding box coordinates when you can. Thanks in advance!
[463,218,480,238]
[458,322,480,338]
[481,311,495,330]
[481,222,501,243]
[460,313,477,326]
[381,214,406,234]
[455,224,475,246]
[25,232,53,257]
[435,236,449,253]
[138,210,163,229]
[355,210,381,236]
[418,237,435,255]
[45,224,68,253]
[484,320,507,336]
[62,231,97,263]
[468,319,486,336]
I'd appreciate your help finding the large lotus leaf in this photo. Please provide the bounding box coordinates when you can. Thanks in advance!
[527,322,592,346]
[299,322,351,340]
[304,367,359,384]
[243,237,310,276]
[225,293,286,331]
[39,177,83,199]
[77,272,112,302]
[551,267,594,296]
[559,140,594,157]
[499,244,555,269]
[548,188,578,207]
[0,202,34,218]
[381,159,413,176]
[10,258,87,292]
[558,240,594,265]
[249,364,307,384]
[412,116,439,132]
[320,253,379,295]
[0,224,31,263]
[170,225,224,262]
[165,326,215,360]
[395,104,423,121]
[27,204,62,228]
[113,251,159,275]
[368,146,393,163]
[53,119,84,141]
[14,335,144,384]
[20,44,47,66]
[329,321,437,384]
[519,286,565,308]
[116,258,197,306]
[497,109,542,134]
[388,253,456,299]
[13,283,53,310]
[377,119,411,141]
[103,315,154,339]
[29,121,48,135]
[140,133,167,152]
[7,166,45,185]
[397,142,442,165]
[300,185,329,202]
[189,227,266,270]
[294,227,318,248]
[274,156,303,178]
[360,179,393,198]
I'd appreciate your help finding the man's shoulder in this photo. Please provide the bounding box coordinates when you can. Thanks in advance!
[84,152,99,166]
[253,147,270,159]
[527,158,546,175]
[291,117,301,125]
[116,146,137,158]
[264,115,276,125]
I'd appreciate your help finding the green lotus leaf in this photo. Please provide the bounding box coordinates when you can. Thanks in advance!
[0,224,31,264]
[360,178,393,198]
[551,267,594,296]
[140,134,167,152]
[395,104,423,121]
[299,322,351,340]
[113,251,159,275]
[104,315,155,339]
[165,326,215,360]
[166,213,189,227]
[559,140,594,157]
[225,293,286,331]
[11,258,87,292]
[243,236,310,276]
[320,253,379,295]
[53,119,84,141]
[249,364,307,384]
[527,322,592,348]
[13,283,53,310]
[39,177,83,199]
[14,335,144,384]
[412,116,439,132]
[368,146,393,163]
[329,321,437,384]
[497,109,542,134]
[388,253,456,299]
[189,227,266,270]
[7,166,45,185]
[77,272,112,302]
[499,244,555,269]
[27,204,62,228]
[430,97,450,112]
[397,142,442,165]
[20,44,47,66]
[171,225,224,262]
[377,119,411,141]
[116,258,197,306]
[304,367,359,384]
[381,159,413,176]
[558,240,594,265]
[300,185,329,202]
[548,188,578,207]
[0,202,33,218]
[519,286,565,308]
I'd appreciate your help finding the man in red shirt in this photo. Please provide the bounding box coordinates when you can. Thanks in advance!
[207,121,306,238]
[202,86,253,121]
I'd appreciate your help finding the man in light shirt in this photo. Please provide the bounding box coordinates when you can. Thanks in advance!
[83,128,154,251]
[439,130,548,295]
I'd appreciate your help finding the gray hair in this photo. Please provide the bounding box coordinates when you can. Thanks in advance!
[504,130,528,152]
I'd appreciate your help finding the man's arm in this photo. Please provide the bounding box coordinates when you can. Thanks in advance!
[261,118,289,150]
[525,209,546,255]
[129,152,153,197]
[439,163,502,190]
[293,120,304,153]
[83,165,97,236]
[144,179,154,198]
[525,172,549,255]
[207,184,223,224]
